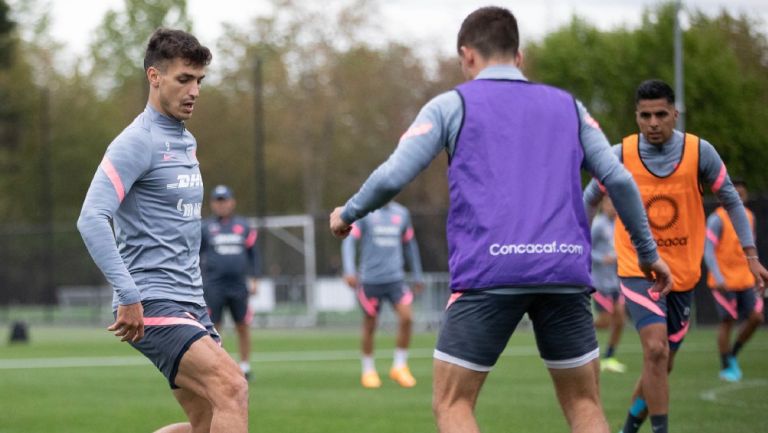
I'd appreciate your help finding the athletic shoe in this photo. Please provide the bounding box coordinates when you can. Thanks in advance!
[600,357,627,373]
[728,356,743,380]
[719,367,740,382]
[389,365,417,388]
[240,362,251,381]
[361,370,382,388]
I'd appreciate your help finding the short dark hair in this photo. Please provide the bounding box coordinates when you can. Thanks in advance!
[635,79,675,105]
[457,7,519,59]
[143,28,212,72]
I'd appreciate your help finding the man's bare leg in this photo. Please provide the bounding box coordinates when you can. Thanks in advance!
[432,359,488,433]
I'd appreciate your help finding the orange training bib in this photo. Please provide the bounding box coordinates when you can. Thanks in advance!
[615,133,705,291]
[706,207,756,290]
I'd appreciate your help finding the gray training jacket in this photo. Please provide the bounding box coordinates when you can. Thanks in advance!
[77,105,205,310]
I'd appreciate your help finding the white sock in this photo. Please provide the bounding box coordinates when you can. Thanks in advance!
[240,361,251,373]
[393,348,408,369]
[362,355,376,373]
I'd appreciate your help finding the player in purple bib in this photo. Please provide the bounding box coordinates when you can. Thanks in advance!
[330,7,672,433]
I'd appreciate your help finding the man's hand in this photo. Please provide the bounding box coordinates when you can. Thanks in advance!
[344,274,359,289]
[108,302,144,343]
[330,207,352,238]
[411,282,425,294]
[743,247,768,295]
[639,258,674,299]
[747,259,768,296]
[248,278,259,295]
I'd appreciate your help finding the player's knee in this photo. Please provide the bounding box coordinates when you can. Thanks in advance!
[643,339,669,365]
[213,371,249,411]
[400,313,413,327]
[751,311,765,325]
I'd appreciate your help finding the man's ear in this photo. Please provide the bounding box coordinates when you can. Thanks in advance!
[459,45,474,68]
[515,50,524,68]
[147,66,161,88]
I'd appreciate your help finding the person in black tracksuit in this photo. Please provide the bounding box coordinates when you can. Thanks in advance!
[200,185,260,379]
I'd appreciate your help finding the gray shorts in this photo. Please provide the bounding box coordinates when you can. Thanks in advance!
[125,299,220,389]
[620,277,692,351]
[357,281,413,317]
[712,288,763,322]
[434,291,598,371]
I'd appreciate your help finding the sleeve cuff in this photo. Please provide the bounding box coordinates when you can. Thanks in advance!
[637,250,659,266]
[117,289,141,306]
[340,207,356,225]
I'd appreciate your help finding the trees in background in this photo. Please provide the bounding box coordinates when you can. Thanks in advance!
[525,2,768,187]
[0,0,767,221]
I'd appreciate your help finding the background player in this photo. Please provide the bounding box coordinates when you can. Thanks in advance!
[77,29,249,432]
[584,79,768,433]
[591,196,627,373]
[704,179,764,382]
[341,201,424,388]
[201,184,261,380]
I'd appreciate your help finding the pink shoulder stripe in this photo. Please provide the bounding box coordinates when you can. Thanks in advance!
[402,227,415,242]
[100,157,126,203]
[245,230,258,248]
[706,228,720,246]
[400,122,434,142]
[711,164,727,193]
[620,283,666,317]
[143,316,206,331]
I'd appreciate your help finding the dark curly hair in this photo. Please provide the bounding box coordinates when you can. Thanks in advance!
[143,28,212,72]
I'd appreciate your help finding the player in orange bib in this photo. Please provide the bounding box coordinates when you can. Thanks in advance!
[584,80,768,433]
[704,180,764,382]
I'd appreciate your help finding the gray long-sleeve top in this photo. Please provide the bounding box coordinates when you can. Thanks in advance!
[591,213,620,292]
[341,202,423,285]
[341,65,658,271]
[583,130,754,250]
[77,105,205,309]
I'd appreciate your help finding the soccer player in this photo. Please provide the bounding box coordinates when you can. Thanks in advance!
[341,201,424,388]
[330,7,672,433]
[200,184,261,381]
[591,197,627,373]
[583,79,768,433]
[704,180,764,382]
[77,29,248,433]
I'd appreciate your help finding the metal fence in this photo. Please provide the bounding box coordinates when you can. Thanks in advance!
[2,197,768,327]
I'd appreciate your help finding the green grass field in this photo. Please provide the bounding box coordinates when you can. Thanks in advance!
[1,325,766,433]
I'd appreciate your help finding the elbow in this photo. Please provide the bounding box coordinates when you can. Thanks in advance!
[602,169,633,191]
[76,213,89,234]
[77,208,106,235]
[377,175,404,199]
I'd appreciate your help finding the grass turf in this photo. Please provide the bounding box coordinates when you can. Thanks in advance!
[0,325,766,432]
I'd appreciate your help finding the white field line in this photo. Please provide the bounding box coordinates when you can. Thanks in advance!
[0,342,766,371]
[699,379,768,408]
